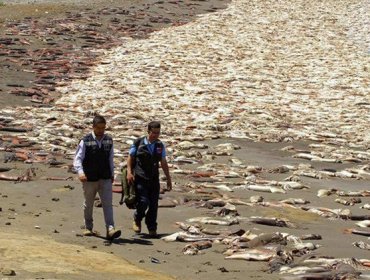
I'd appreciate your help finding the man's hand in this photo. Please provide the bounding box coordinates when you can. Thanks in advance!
[166,178,172,191]
[127,172,135,185]
[78,173,87,182]
[161,158,172,191]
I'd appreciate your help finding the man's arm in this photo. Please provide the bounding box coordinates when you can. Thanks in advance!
[161,157,172,191]
[109,142,114,182]
[126,154,135,185]
[126,140,139,184]
[73,140,87,182]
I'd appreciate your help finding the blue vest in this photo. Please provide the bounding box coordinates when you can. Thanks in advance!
[82,133,113,182]
[133,137,163,181]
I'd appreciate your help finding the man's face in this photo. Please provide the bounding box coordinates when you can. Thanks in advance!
[93,123,106,137]
[148,128,160,142]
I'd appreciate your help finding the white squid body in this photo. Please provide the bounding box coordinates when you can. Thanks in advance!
[356,220,370,228]
[225,248,276,261]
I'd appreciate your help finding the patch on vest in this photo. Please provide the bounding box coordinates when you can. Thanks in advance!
[102,139,112,151]
[85,141,97,147]
[102,139,113,145]
[156,146,163,155]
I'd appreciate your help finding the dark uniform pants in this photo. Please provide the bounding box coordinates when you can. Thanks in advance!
[134,176,160,231]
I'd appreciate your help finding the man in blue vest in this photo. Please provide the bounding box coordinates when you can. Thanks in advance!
[73,115,121,240]
[126,121,172,237]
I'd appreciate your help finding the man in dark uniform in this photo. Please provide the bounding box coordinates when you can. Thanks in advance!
[73,115,121,240]
[126,121,172,237]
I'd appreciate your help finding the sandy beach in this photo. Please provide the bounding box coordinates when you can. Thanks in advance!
[1,138,369,280]
[1,0,370,279]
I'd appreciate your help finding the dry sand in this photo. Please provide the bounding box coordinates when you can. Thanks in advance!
[0,0,369,280]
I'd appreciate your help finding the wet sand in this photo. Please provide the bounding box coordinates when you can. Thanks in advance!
[1,138,369,279]
[1,0,370,280]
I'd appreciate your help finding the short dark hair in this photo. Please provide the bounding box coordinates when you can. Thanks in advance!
[148,121,161,131]
[93,115,106,126]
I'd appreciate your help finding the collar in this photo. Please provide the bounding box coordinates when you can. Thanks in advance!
[92,131,105,141]
[144,137,158,145]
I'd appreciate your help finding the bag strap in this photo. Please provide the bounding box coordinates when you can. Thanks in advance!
[133,137,143,156]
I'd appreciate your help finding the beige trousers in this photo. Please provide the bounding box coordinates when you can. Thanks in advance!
[82,179,114,230]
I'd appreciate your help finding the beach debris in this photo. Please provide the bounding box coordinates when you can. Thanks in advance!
[0,0,368,175]
[186,216,239,226]
[301,206,351,219]
[248,216,296,228]
[218,267,229,272]
[0,168,34,182]
[280,198,310,205]
[343,228,370,237]
[239,233,286,249]
[161,232,182,242]
[0,1,369,279]
[161,231,222,243]
[356,220,370,228]
[300,234,322,240]
[94,199,102,208]
[280,182,308,191]
[283,175,302,182]
[199,183,233,192]
[183,240,212,255]
[353,241,370,251]
[150,257,161,264]
[225,247,277,261]
[335,198,362,206]
[197,199,226,209]
[1,269,16,276]
[42,176,74,181]
[292,152,339,163]
[276,255,369,279]
[268,165,295,174]
[348,215,370,221]
[176,222,202,235]
[236,185,286,194]
[293,170,323,179]
[317,188,370,199]
[229,158,245,167]
[0,0,226,106]
[250,195,264,203]
[337,190,370,197]
[172,156,200,164]
[244,165,263,174]
[0,167,12,172]
[317,189,337,197]
[222,198,250,206]
[361,204,370,210]
[301,256,370,269]
[158,198,177,208]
